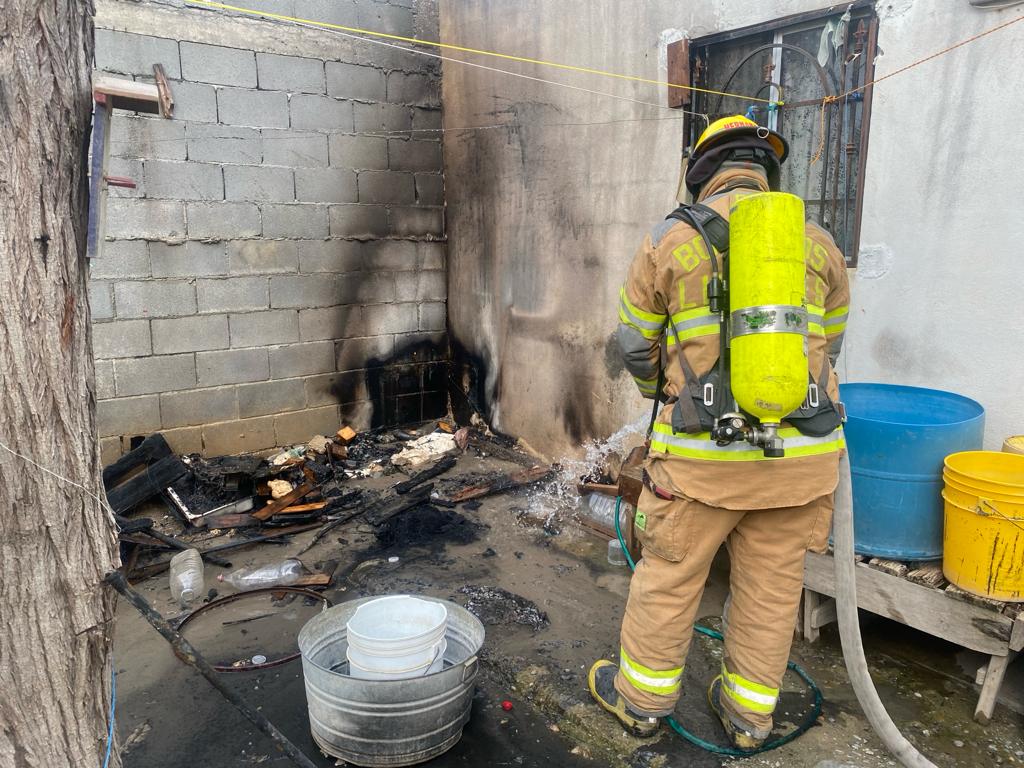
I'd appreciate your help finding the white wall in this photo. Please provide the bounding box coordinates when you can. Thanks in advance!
[440,0,1024,455]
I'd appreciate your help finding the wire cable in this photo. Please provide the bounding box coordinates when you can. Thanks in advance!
[184,0,768,104]
[101,659,116,768]
[613,496,823,756]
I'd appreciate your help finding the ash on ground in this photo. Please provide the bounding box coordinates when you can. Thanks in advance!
[375,505,483,549]
[458,585,549,630]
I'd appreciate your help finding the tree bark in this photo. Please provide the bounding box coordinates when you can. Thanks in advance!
[0,2,122,767]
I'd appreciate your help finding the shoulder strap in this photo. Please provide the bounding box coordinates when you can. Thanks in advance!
[665,203,730,255]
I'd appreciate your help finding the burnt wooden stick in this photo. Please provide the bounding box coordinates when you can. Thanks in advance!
[393,455,457,494]
[104,571,319,768]
[143,528,233,569]
[252,482,314,521]
[446,465,552,504]
[129,523,322,580]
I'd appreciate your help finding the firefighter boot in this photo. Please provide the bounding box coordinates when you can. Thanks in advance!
[707,675,767,752]
[588,660,661,737]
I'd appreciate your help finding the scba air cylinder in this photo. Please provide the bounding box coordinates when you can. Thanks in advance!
[728,192,809,427]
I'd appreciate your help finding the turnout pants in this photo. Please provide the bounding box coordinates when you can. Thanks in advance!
[614,485,833,734]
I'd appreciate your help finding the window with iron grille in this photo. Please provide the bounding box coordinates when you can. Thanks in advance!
[669,3,878,265]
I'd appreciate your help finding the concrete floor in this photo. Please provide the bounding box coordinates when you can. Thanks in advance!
[113,452,1023,767]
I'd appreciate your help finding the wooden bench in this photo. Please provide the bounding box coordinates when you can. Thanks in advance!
[800,550,1024,724]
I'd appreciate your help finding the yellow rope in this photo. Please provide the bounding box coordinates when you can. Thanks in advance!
[184,0,770,104]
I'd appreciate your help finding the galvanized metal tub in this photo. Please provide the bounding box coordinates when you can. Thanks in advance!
[298,596,485,767]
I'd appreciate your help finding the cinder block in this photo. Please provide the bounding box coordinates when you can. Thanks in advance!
[260,204,329,238]
[389,205,443,238]
[329,135,387,170]
[268,340,335,378]
[338,272,395,305]
[106,199,185,241]
[99,436,123,466]
[202,415,276,455]
[393,331,447,360]
[357,2,414,36]
[237,378,306,418]
[229,310,300,347]
[227,239,299,274]
[274,405,342,446]
[294,168,357,205]
[217,87,290,128]
[416,270,446,301]
[110,116,186,160]
[114,353,197,396]
[386,71,440,107]
[296,239,363,273]
[336,334,394,371]
[388,139,442,173]
[414,173,444,205]
[89,282,114,320]
[114,280,196,319]
[97,395,162,438]
[93,319,152,359]
[106,157,145,199]
[95,30,181,78]
[305,370,368,406]
[299,0,358,26]
[144,160,224,201]
[299,305,364,342]
[257,52,325,94]
[412,107,442,132]
[222,0,297,18]
[363,302,419,335]
[180,41,257,87]
[326,62,386,102]
[186,124,262,164]
[419,301,446,331]
[224,165,294,202]
[90,240,151,279]
[417,241,445,270]
[290,95,354,131]
[150,241,228,278]
[160,386,239,428]
[186,201,261,240]
[197,277,269,313]
[169,80,218,123]
[358,171,414,204]
[262,129,328,167]
[364,240,416,271]
[196,347,270,386]
[353,102,412,133]
[339,399,375,432]
[270,274,341,309]
[161,426,204,455]
[95,360,115,399]
[152,314,229,354]
[328,204,389,239]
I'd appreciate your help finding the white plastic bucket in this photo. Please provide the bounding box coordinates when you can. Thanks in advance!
[345,595,448,680]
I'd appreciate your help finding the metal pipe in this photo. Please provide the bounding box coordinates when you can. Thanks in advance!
[104,571,320,768]
[833,454,938,768]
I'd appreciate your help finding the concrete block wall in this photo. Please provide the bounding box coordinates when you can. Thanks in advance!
[91,0,447,462]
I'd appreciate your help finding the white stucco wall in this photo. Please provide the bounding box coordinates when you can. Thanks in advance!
[844,2,1024,449]
[441,0,1024,455]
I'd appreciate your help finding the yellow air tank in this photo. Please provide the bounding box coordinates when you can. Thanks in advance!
[728,192,809,432]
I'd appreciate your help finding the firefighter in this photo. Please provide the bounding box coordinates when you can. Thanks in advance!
[589,115,850,750]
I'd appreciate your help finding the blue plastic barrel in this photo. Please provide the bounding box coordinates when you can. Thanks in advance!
[842,383,985,559]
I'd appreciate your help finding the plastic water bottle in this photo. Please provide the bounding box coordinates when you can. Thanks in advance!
[169,549,205,607]
[217,559,304,591]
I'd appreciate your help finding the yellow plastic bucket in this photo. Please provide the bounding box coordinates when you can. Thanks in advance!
[1003,436,1024,455]
[942,450,1024,601]
[943,451,1024,496]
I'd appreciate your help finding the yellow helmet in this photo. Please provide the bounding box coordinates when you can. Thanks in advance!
[692,115,788,162]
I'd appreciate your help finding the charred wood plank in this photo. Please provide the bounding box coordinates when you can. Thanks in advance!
[252,482,314,521]
[102,433,172,488]
[106,454,188,514]
[393,455,457,494]
[443,465,552,505]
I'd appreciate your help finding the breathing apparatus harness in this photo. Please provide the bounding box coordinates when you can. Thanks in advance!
[657,199,843,458]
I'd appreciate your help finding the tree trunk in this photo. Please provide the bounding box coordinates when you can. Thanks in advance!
[0,2,122,766]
